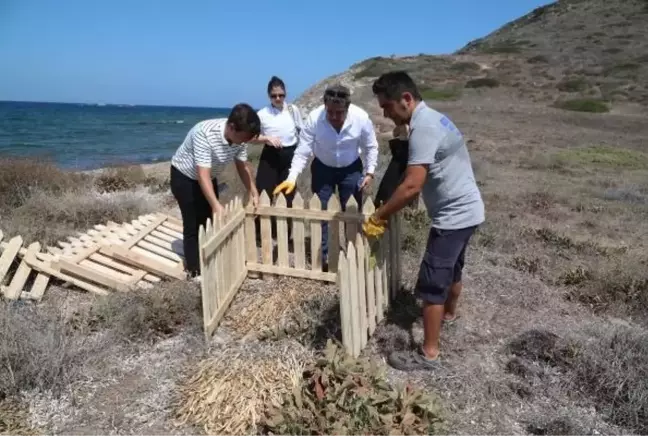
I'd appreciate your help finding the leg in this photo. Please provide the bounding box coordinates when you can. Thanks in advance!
[444,246,467,321]
[278,145,297,241]
[311,158,335,262]
[170,166,202,277]
[444,229,476,321]
[337,158,363,209]
[254,146,280,242]
[386,225,477,371]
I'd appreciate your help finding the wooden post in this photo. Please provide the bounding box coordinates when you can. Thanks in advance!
[327,195,341,273]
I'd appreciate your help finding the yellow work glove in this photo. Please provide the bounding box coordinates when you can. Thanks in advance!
[362,215,387,238]
[273,180,296,196]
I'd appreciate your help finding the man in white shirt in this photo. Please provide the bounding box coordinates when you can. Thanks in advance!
[274,84,379,266]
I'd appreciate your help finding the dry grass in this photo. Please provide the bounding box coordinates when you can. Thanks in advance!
[68,281,202,343]
[0,158,166,246]
[0,398,41,435]
[220,276,339,345]
[0,302,97,400]
[173,352,304,434]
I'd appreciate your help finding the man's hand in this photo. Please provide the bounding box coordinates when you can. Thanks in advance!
[250,189,260,209]
[212,202,225,217]
[362,215,387,238]
[359,174,373,191]
[266,136,282,148]
[273,180,296,196]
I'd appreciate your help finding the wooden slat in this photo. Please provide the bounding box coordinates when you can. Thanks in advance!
[246,262,336,282]
[338,246,352,357]
[122,215,167,249]
[100,245,185,280]
[309,195,322,272]
[327,195,340,274]
[347,241,361,357]
[56,259,131,292]
[0,235,23,285]
[362,199,377,333]
[3,242,39,299]
[245,204,369,222]
[244,197,258,264]
[259,191,273,266]
[345,196,360,245]
[275,194,289,268]
[355,233,367,349]
[292,193,306,270]
[22,251,109,296]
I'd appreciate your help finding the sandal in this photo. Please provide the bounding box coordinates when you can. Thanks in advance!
[387,347,441,371]
[443,314,460,325]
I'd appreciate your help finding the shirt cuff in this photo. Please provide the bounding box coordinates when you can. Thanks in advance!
[365,164,376,174]
[286,172,298,183]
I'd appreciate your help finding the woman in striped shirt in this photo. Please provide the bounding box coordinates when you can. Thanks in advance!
[170,103,261,279]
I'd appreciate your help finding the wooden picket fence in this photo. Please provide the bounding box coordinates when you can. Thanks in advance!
[338,214,402,358]
[198,191,402,356]
[243,190,374,281]
[198,197,247,339]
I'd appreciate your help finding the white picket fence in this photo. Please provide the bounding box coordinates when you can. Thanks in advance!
[198,192,402,356]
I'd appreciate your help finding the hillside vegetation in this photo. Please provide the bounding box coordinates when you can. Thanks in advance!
[296,0,648,134]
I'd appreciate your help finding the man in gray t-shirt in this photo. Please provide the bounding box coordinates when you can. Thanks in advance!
[363,71,485,371]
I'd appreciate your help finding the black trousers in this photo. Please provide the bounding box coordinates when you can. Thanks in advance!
[254,144,296,241]
[374,138,419,208]
[170,165,219,276]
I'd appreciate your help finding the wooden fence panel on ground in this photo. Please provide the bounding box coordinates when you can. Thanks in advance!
[199,197,247,339]
[0,212,185,301]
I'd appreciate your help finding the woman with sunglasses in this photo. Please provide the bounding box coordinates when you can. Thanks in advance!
[248,76,304,242]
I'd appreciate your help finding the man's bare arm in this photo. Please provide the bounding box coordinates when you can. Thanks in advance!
[374,164,428,221]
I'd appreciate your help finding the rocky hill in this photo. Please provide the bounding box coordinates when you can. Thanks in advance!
[295,0,648,136]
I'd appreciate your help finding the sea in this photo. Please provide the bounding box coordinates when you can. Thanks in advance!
[0,101,231,170]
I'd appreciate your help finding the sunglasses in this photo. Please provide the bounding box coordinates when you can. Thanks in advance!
[270,93,285,99]
[325,89,349,99]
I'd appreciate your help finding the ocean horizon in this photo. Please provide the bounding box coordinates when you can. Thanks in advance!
[0,100,234,171]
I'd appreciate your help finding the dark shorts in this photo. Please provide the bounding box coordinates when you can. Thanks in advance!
[416,225,478,305]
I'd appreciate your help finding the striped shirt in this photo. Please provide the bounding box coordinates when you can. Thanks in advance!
[171,118,247,180]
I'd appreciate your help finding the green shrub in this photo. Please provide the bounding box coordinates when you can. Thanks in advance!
[552,98,609,113]
[450,62,481,72]
[465,78,500,88]
[260,341,445,435]
[420,87,462,101]
[527,55,549,64]
[557,77,588,92]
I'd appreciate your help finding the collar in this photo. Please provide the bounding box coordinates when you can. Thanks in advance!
[212,119,232,145]
[268,103,287,114]
[410,100,427,125]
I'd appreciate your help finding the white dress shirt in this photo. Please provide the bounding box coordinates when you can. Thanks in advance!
[257,103,303,147]
[286,103,379,182]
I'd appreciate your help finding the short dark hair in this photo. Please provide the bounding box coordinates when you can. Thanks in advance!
[267,76,286,94]
[227,103,261,136]
[372,71,422,101]
[323,83,351,106]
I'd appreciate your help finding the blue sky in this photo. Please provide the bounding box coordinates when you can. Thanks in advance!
[0,0,553,108]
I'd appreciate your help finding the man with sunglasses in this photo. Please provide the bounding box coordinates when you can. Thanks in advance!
[274,84,379,269]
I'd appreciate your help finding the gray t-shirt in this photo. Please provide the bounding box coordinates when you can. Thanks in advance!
[408,101,485,229]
